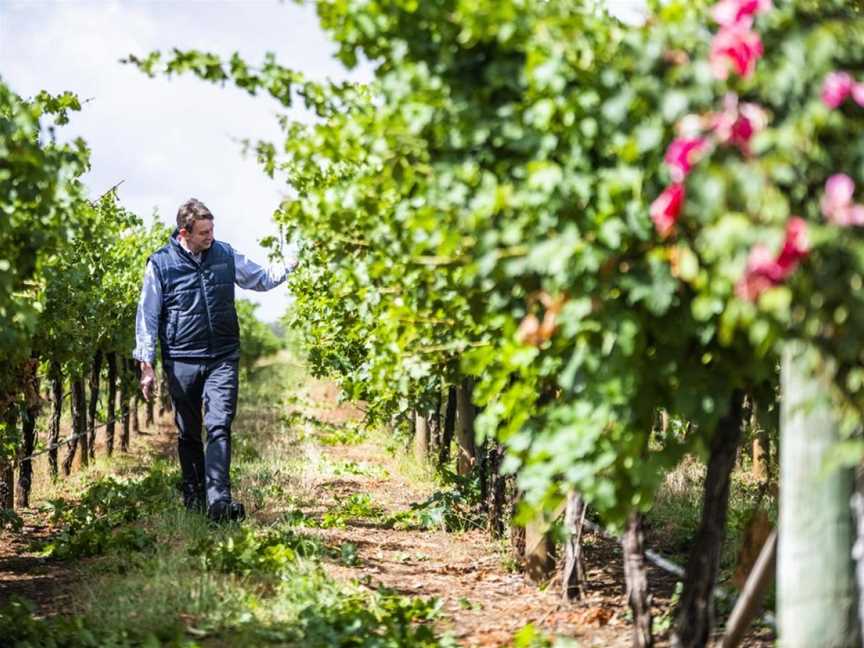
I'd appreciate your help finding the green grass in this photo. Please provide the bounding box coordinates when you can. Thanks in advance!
[645,455,778,575]
[1,352,453,647]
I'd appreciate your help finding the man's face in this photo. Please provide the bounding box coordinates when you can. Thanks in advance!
[180,218,214,254]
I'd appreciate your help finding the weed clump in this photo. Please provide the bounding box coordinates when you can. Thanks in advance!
[37,464,175,559]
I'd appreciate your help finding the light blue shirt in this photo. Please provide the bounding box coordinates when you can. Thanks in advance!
[133,246,297,363]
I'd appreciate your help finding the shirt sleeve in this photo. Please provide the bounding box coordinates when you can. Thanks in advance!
[233,249,298,291]
[133,261,162,364]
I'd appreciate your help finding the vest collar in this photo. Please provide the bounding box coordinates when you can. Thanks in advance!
[169,229,209,265]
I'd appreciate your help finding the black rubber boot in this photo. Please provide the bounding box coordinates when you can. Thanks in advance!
[181,482,206,513]
[207,499,245,523]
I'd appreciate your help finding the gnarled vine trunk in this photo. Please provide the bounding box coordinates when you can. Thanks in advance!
[16,359,40,509]
[105,352,117,457]
[158,367,172,417]
[430,390,442,456]
[509,478,526,559]
[120,359,132,452]
[1,406,17,510]
[673,391,745,648]
[87,350,102,459]
[62,379,87,475]
[145,391,155,427]
[487,442,506,538]
[48,363,63,479]
[438,385,456,467]
[132,393,141,435]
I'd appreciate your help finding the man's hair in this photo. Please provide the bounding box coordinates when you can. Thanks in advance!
[176,198,214,233]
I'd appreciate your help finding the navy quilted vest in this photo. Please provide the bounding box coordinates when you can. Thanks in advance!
[150,231,239,360]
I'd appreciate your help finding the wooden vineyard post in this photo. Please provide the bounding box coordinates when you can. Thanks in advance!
[778,342,859,646]
[524,517,553,582]
[851,492,864,634]
[750,399,769,482]
[751,437,767,481]
[524,502,565,583]
[562,491,588,601]
[455,379,476,476]
[413,409,429,464]
[623,512,652,648]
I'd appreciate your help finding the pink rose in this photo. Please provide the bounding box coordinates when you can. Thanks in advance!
[729,114,755,148]
[676,113,706,138]
[710,24,764,80]
[820,173,864,227]
[650,184,685,238]
[736,244,777,300]
[853,83,864,107]
[775,217,809,276]
[821,72,854,109]
[707,95,768,154]
[738,102,768,134]
[712,0,772,27]
[842,204,864,227]
[736,218,809,301]
[664,138,707,182]
[821,173,855,219]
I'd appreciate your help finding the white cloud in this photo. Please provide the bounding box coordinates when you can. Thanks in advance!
[1,0,371,322]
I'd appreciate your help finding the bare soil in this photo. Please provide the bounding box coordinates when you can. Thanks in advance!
[291,377,774,647]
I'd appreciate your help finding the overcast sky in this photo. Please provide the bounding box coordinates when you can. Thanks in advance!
[1,0,646,322]
[0,0,372,322]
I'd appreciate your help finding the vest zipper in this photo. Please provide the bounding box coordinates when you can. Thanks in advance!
[198,268,214,349]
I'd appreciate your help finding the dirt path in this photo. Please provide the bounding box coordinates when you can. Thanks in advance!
[292,381,644,647]
[293,377,781,648]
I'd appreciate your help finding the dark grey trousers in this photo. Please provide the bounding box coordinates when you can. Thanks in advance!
[164,356,239,506]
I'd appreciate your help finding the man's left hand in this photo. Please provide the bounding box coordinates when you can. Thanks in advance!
[140,362,156,401]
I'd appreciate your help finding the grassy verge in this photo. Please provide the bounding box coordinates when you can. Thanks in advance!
[645,455,777,572]
[1,357,454,647]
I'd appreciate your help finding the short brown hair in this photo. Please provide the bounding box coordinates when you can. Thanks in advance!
[176,198,213,233]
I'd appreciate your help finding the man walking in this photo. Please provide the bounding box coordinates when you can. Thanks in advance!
[134,198,296,522]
